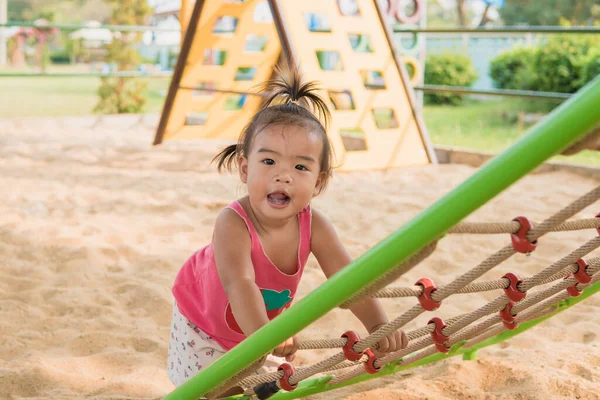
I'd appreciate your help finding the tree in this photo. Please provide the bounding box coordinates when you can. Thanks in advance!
[423,0,492,29]
[7,0,37,21]
[94,0,153,114]
[457,0,468,27]
[500,0,600,26]
[8,0,111,23]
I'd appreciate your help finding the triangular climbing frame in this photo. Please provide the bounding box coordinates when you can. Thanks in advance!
[153,0,282,142]
[154,0,438,171]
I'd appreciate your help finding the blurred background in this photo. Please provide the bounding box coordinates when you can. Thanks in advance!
[1,0,599,164]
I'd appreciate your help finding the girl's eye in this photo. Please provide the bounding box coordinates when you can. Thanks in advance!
[262,159,275,165]
[295,165,308,171]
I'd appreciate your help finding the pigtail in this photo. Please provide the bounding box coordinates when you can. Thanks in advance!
[255,62,331,128]
[211,144,239,173]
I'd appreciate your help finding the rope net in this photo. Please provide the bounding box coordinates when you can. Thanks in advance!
[208,185,600,399]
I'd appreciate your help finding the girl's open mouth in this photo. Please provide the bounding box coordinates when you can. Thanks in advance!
[267,192,291,208]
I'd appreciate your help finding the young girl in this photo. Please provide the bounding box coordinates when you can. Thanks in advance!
[167,64,408,390]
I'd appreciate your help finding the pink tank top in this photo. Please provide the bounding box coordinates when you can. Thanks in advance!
[172,200,312,350]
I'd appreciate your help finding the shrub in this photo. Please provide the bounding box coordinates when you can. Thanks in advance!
[490,34,600,94]
[533,35,590,93]
[424,53,478,105]
[489,45,538,90]
[581,48,600,87]
[96,78,148,114]
[49,49,71,64]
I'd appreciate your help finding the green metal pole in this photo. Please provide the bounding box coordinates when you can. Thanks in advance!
[0,72,172,78]
[164,75,600,400]
[0,73,575,103]
[4,22,599,34]
[413,84,572,102]
[0,21,179,32]
[392,26,600,34]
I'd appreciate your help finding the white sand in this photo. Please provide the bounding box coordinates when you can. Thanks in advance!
[0,120,598,400]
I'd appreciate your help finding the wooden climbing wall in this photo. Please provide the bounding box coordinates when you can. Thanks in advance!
[154,0,281,142]
[270,0,435,170]
[154,0,436,171]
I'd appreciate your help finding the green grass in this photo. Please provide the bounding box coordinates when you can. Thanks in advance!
[0,70,598,167]
[0,65,170,117]
[423,98,600,166]
[424,99,526,152]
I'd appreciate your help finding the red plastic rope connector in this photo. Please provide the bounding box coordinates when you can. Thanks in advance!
[364,349,381,374]
[503,272,526,302]
[277,363,297,392]
[511,216,537,254]
[428,317,450,353]
[565,275,583,297]
[415,277,441,311]
[499,301,519,330]
[565,259,592,297]
[341,331,363,361]
[574,259,592,284]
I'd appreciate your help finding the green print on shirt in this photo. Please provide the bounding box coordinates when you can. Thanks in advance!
[225,288,293,335]
[263,288,292,310]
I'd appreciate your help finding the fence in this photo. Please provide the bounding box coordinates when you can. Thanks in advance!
[1,21,598,100]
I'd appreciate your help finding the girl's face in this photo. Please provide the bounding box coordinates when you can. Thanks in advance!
[238,124,325,222]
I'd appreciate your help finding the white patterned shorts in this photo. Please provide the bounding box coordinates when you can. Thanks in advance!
[167,301,284,388]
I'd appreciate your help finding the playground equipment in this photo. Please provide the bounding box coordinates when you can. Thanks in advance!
[151,1,600,398]
[162,72,600,399]
[153,0,436,171]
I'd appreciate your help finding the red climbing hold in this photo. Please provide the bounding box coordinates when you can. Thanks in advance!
[416,277,441,311]
[511,216,537,254]
[428,317,450,353]
[503,272,527,302]
[573,259,592,284]
[565,259,592,297]
[364,349,381,374]
[565,277,583,297]
[278,363,297,392]
[499,301,519,330]
[341,331,364,361]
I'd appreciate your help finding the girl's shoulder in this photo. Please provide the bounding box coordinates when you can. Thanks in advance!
[309,206,338,242]
[213,201,251,241]
[308,205,326,224]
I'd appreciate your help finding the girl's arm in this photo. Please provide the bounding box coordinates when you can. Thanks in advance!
[213,208,298,359]
[310,208,390,332]
[213,208,270,336]
[311,208,408,354]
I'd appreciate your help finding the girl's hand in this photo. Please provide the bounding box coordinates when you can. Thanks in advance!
[369,325,408,357]
[272,336,298,362]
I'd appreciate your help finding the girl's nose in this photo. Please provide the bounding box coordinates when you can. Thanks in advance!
[275,175,291,183]
[275,169,292,184]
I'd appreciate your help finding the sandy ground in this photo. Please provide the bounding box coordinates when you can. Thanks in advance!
[0,119,599,400]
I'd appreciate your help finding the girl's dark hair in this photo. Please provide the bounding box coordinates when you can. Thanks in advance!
[212,61,334,194]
